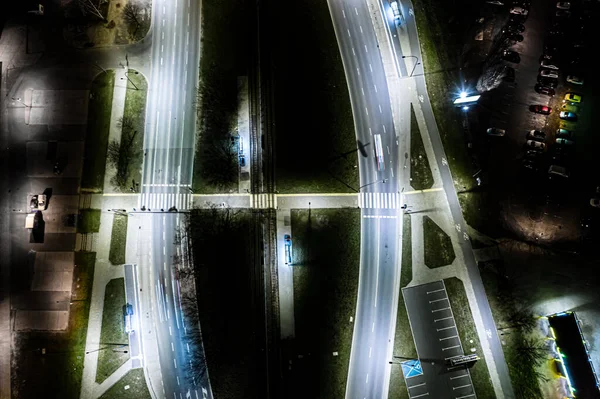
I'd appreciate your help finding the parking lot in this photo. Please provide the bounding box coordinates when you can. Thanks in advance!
[402,281,476,398]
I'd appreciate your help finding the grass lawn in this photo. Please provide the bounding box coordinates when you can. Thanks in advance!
[99,368,151,399]
[412,0,492,230]
[285,209,360,398]
[96,278,129,383]
[122,69,147,191]
[78,208,101,233]
[109,214,128,265]
[422,216,455,268]
[270,0,358,193]
[189,209,259,398]
[192,0,248,193]
[389,214,417,399]
[444,277,496,399]
[410,104,434,190]
[81,70,115,193]
[12,251,95,399]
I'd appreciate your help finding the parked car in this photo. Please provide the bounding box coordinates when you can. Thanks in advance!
[510,6,529,15]
[559,111,577,120]
[526,140,546,150]
[556,137,575,145]
[591,198,600,208]
[534,84,555,96]
[538,76,558,88]
[487,128,506,136]
[539,69,559,79]
[561,103,580,113]
[556,1,571,9]
[528,130,546,141]
[555,9,571,17]
[502,50,521,63]
[564,93,582,103]
[566,75,584,85]
[530,105,552,114]
[556,128,573,138]
[507,32,524,42]
[540,59,560,70]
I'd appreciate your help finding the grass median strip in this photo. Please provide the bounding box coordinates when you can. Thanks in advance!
[109,214,128,265]
[96,278,129,384]
[286,208,360,398]
[410,104,434,190]
[81,70,115,193]
[389,214,417,399]
[444,277,496,399]
[13,251,95,398]
[78,208,101,233]
[423,216,455,268]
[99,368,151,399]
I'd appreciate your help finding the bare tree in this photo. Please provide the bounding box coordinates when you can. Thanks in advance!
[75,0,108,21]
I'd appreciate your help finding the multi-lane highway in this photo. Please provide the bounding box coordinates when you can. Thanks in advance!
[138,0,207,397]
[328,1,404,398]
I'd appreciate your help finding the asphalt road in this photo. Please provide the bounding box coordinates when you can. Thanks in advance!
[140,0,208,397]
[328,1,403,398]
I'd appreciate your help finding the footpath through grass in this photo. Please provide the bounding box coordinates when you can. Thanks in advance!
[189,208,259,398]
[444,277,496,398]
[81,70,115,193]
[99,368,151,399]
[12,251,95,398]
[96,278,129,383]
[193,0,249,193]
[284,209,360,398]
[78,209,101,233]
[269,0,358,193]
[388,214,417,399]
[109,214,128,265]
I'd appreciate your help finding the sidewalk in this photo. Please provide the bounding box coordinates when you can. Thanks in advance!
[102,67,129,194]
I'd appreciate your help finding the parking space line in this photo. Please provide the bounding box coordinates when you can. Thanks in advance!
[436,325,455,331]
[411,393,430,398]
[408,382,426,389]
[442,345,461,351]
[456,394,476,399]
[426,288,444,294]
[450,374,470,380]
[432,307,450,313]
[434,316,453,322]
[428,298,447,303]
[453,384,472,390]
[439,335,458,341]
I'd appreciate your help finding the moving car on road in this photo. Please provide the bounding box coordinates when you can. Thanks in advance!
[559,111,577,121]
[530,105,552,114]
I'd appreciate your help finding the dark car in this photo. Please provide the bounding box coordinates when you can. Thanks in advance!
[530,105,552,114]
[537,76,558,88]
[502,50,521,63]
[534,84,555,96]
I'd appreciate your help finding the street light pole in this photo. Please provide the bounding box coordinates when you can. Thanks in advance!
[93,61,108,75]
[359,179,388,191]
[402,55,420,77]
[11,97,30,108]
[124,71,139,90]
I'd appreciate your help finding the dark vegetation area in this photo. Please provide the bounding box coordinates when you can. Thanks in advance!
[267,0,358,193]
[187,207,259,398]
[193,0,249,193]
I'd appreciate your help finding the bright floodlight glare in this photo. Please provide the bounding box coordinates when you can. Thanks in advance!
[460,91,467,98]
[463,106,469,111]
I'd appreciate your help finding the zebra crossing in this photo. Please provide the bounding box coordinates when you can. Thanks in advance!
[359,192,401,209]
[139,193,193,211]
[251,193,276,209]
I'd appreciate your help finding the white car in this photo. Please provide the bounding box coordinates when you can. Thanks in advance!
[540,59,559,70]
[510,6,529,15]
[556,1,571,9]
[566,75,584,85]
[539,69,559,79]
[526,140,546,150]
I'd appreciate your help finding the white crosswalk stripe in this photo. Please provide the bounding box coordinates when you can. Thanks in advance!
[251,193,276,209]
[139,193,193,210]
[359,192,401,209]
